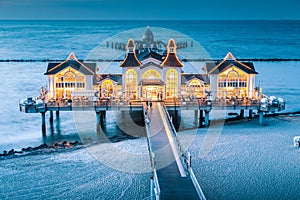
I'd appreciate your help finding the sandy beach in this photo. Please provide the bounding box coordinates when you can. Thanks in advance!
[178,115,300,200]
[1,115,299,199]
[0,138,151,200]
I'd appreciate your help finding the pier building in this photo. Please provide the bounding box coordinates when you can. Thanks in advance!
[44,27,259,102]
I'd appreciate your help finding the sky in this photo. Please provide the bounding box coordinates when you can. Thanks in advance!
[0,0,300,20]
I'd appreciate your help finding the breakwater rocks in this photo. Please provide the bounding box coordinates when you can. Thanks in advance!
[0,141,83,160]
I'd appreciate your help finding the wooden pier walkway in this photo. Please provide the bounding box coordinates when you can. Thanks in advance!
[146,102,205,200]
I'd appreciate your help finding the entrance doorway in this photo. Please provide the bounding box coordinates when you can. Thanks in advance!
[142,86,163,101]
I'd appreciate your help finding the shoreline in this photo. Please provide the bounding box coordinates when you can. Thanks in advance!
[2,113,299,160]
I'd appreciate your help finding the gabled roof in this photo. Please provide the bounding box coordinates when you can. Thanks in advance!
[97,74,122,85]
[141,62,163,69]
[44,53,97,75]
[205,52,258,74]
[137,49,164,61]
[181,74,210,84]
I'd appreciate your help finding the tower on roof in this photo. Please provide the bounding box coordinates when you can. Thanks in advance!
[161,39,183,67]
[127,39,135,53]
[120,39,142,67]
[168,39,177,53]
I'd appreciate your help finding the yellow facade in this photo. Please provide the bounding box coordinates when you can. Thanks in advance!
[217,67,248,98]
[54,67,86,99]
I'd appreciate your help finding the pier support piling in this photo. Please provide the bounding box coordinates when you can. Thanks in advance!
[96,112,101,124]
[240,109,244,119]
[199,110,204,128]
[96,111,106,127]
[204,111,210,127]
[56,111,60,118]
[259,111,264,125]
[50,111,53,122]
[41,112,46,135]
[249,109,253,119]
[194,110,198,128]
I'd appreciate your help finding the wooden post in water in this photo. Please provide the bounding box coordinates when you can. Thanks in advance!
[96,111,101,124]
[240,109,244,119]
[41,112,46,135]
[56,111,60,118]
[204,111,210,127]
[199,110,204,128]
[49,111,53,122]
[194,110,198,128]
[249,109,253,119]
[259,111,264,125]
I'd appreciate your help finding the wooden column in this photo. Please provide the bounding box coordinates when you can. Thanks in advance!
[96,111,101,124]
[204,111,210,127]
[41,112,46,136]
[240,109,244,119]
[249,109,253,119]
[199,110,204,128]
[49,111,53,123]
[56,110,60,118]
[194,110,198,128]
[259,111,264,125]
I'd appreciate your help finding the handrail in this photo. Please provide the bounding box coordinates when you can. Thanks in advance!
[144,106,161,200]
[161,104,188,166]
[161,103,206,200]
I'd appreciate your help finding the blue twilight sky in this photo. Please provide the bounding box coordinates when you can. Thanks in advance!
[0,0,299,20]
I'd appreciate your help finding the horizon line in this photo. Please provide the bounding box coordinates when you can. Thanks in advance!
[0,18,300,21]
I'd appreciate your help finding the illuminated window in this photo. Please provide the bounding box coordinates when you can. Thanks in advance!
[125,69,137,99]
[218,74,227,87]
[101,79,113,97]
[239,74,247,87]
[189,79,204,98]
[166,69,178,98]
[142,69,161,79]
[190,79,201,87]
[54,67,86,99]
[227,71,239,87]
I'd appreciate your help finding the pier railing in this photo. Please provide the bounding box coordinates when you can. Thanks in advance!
[20,95,285,114]
[144,106,161,200]
[161,104,206,200]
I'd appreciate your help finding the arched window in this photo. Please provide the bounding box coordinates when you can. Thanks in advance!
[189,79,201,87]
[227,71,239,87]
[54,68,86,99]
[189,79,203,98]
[125,69,137,99]
[142,69,161,79]
[239,74,247,87]
[218,73,227,87]
[166,69,178,98]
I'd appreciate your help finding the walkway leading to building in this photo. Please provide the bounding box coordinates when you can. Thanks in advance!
[145,102,206,200]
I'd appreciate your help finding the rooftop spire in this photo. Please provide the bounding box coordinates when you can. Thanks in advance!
[168,39,177,53]
[224,52,236,60]
[126,39,136,53]
[120,39,142,67]
[67,52,78,61]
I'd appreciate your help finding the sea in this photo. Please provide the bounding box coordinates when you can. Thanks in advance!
[0,20,300,199]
